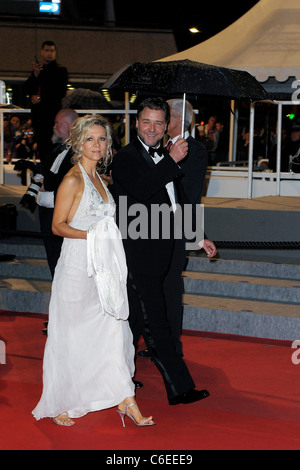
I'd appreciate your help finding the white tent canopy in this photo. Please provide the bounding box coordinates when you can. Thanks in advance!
[158,0,300,83]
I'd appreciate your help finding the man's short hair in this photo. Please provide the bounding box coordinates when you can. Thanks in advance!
[41,40,56,49]
[137,97,170,123]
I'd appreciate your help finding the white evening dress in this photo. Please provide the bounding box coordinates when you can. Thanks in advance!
[32,162,135,420]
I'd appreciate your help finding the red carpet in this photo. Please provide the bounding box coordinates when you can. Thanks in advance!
[1,310,300,451]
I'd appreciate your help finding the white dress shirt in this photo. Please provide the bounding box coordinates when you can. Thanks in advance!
[138,137,178,212]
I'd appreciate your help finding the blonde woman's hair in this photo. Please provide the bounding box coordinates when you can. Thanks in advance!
[67,114,113,173]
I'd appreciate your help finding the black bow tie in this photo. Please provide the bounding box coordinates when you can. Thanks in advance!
[148,147,165,157]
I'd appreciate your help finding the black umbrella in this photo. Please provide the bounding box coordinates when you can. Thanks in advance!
[102,59,268,101]
[102,59,268,136]
[62,88,112,110]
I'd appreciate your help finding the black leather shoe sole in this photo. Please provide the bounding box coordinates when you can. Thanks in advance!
[138,349,151,358]
[133,380,144,389]
[169,389,210,405]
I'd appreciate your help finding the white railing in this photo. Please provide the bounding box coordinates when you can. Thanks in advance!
[1,101,300,198]
[246,100,300,198]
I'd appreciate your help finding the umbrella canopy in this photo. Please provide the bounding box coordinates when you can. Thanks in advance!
[102,59,268,101]
[62,88,112,110]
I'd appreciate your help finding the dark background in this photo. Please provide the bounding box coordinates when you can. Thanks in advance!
[0,0,260,50]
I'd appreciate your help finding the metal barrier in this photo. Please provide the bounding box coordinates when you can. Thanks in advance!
[2,101,300,197]
[0,227,299,250]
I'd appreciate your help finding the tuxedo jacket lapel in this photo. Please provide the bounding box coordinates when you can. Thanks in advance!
[133,138,156,168]
[133,138,179,207]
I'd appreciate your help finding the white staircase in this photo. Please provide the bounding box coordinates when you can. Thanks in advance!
[183,256,300,341]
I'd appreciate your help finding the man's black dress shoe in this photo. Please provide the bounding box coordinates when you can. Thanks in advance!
[169,388,210,405]
[133,379,143,389]
[138,349,151,358]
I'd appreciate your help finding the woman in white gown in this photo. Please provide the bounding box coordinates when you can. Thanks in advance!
[32,114,155,427]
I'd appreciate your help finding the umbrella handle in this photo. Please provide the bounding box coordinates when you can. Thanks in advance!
[181,93,186,138]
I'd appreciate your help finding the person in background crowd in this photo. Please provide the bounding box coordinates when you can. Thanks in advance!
[3,115,13,163]
[197,115,219,165]
[269,124,300,172]
[23,40,68,163]
[215,120,229,163]
[5,115,22,162]
[237,127,264,162]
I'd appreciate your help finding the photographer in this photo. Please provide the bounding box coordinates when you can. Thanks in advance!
[16,121,37,159]
[14,120,38,184]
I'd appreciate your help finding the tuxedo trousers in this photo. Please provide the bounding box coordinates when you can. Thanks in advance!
[126,238,195,400]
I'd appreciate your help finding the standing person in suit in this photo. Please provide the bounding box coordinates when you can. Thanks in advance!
[167,98,217,257]
[139,99,217,360]
[23,40,68,163]
[112,97,210,405]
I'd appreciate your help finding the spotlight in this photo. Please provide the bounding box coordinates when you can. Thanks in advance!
[102,89,111,102]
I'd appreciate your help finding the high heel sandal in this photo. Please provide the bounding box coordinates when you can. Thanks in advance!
[52,413,75,427]
[117,400,155,427]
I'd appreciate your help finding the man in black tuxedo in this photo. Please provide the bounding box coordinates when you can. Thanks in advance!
[138,99,217,359]
[112,97,210,405]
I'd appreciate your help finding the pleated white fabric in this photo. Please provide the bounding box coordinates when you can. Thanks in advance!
[87,216,129,320]
[32,163,135,420]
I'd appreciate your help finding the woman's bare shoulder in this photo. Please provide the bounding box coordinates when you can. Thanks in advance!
[62,165,82,188]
